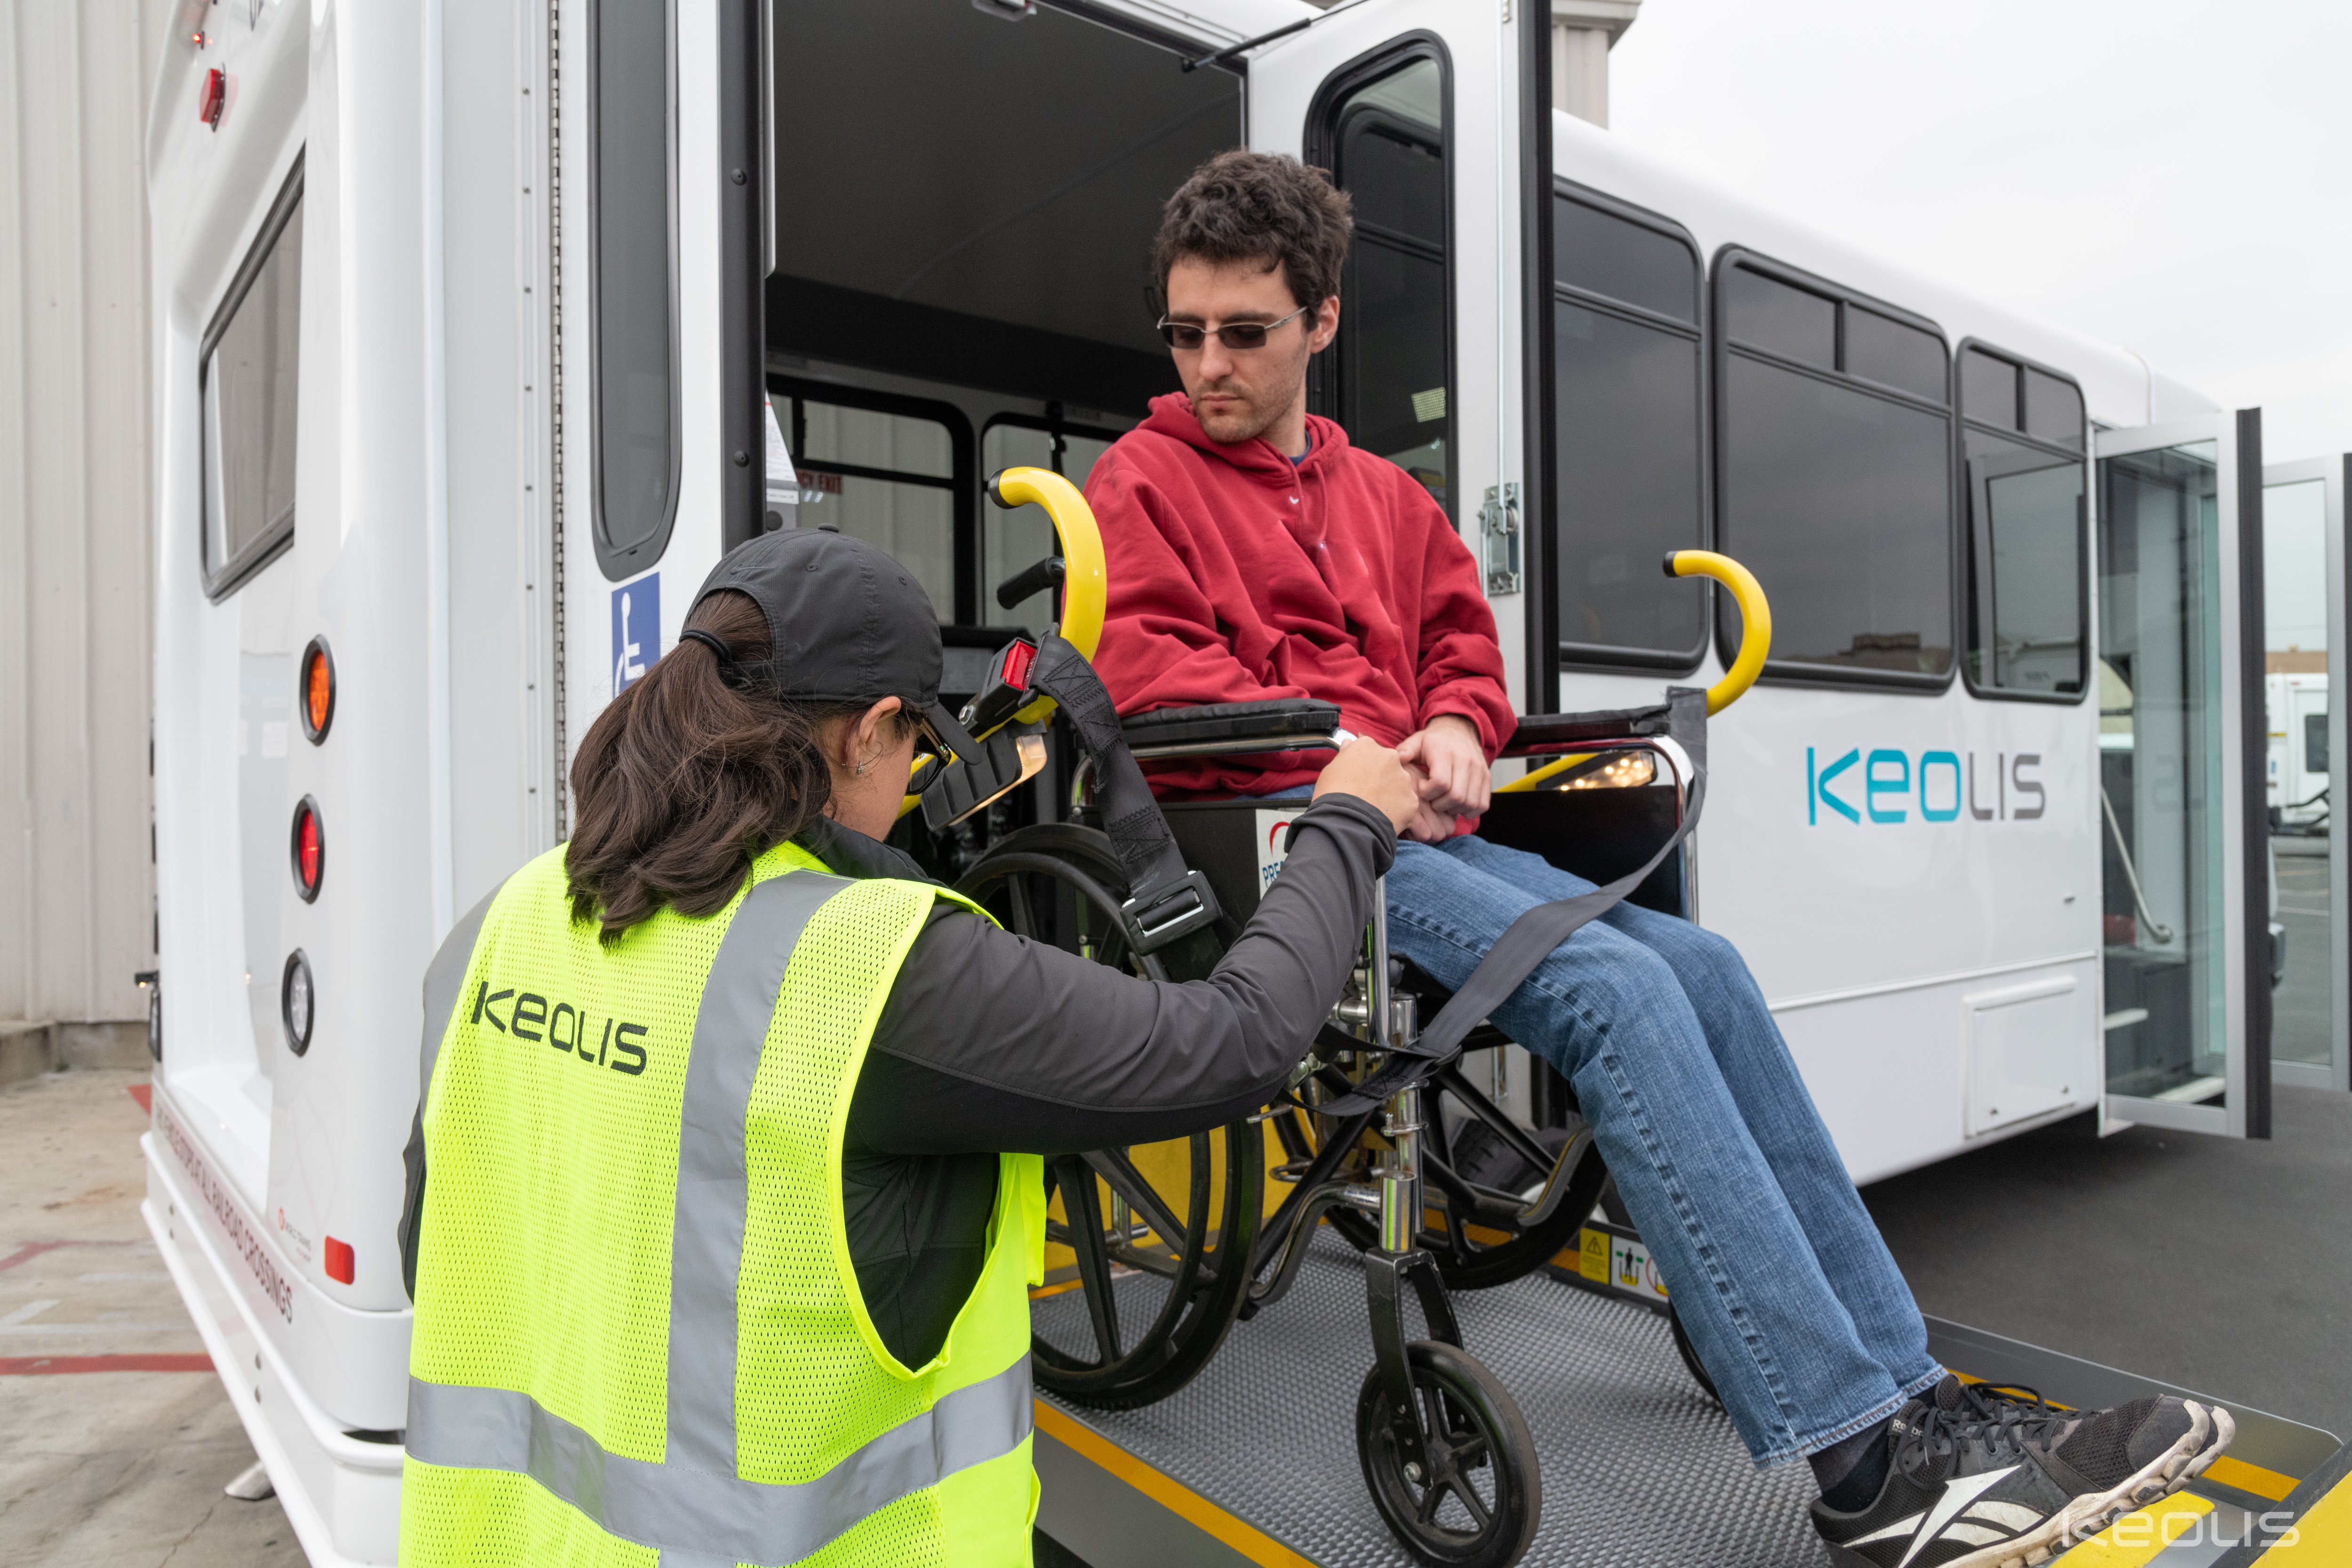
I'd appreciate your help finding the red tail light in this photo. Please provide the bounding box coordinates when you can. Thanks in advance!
[290,797,324,902]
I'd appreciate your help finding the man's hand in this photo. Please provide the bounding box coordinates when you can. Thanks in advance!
[1396,715,1492,844]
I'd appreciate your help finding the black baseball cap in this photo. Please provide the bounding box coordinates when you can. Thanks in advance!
[688,528,980,762]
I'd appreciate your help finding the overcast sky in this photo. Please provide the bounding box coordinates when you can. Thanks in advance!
[1610,0,2352,464]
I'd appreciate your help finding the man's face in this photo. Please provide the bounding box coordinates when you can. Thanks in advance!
[1162,256,1342,446]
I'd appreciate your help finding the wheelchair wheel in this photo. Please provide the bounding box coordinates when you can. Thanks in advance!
[1291,1059,1605,1292]
[1355,1340,1541,1568]
[958,825,1262,1409]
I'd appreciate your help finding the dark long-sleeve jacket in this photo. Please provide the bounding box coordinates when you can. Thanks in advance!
[400,793,1393,1367]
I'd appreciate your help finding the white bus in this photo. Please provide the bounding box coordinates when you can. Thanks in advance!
[141,0,2344,1560]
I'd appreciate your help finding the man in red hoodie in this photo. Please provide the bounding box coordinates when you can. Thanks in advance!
[1085,152,2232,1562]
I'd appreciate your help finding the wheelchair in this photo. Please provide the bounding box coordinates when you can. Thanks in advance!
[913,468,1770,1568]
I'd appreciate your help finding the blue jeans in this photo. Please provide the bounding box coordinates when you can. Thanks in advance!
[1279,798,1942,1465]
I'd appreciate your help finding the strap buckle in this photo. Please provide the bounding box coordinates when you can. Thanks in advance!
[1120,868,1219,953]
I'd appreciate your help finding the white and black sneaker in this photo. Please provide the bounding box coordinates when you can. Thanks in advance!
[1812,1377,2235,1568]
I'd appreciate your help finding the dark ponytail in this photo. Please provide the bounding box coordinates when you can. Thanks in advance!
[564,589,910,941]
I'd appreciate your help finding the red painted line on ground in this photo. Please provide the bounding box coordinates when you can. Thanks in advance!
[0,1353,214,1375]
[0,1240,72,1274]
[127,1082,152,1114]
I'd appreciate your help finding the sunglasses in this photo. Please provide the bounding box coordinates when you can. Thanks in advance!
[1156,304,1309,352]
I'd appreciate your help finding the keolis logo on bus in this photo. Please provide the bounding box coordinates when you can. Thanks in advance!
[1806,748,2044,825]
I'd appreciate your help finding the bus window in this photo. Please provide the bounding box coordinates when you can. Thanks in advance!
[777,388,969,622]
[982,417,1124,634]
[1959,344,2088,700]
[1715,254,1952,684]
[200,166,303,598]
[589,0,679,579]
[1550,189,1705,669]
[1323,52,1451,516]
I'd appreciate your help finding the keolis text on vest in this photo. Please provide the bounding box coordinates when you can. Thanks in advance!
[469,980,649,1075]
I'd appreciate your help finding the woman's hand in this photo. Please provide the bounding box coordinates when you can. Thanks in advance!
[1313,738,1421,835]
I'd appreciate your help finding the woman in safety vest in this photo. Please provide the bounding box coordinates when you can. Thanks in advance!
[395,527,1418,1566]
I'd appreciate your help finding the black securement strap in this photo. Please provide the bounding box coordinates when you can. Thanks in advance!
[1317,687,1708,1117]
[1014,634,1221,952]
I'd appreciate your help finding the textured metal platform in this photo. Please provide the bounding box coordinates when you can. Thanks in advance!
[1035,1233,1831,1567]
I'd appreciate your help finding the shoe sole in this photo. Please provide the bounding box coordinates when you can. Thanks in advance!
[1921,1401,2237,1568]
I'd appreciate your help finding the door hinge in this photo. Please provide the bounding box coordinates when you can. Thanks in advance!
[1481,483,1522,596]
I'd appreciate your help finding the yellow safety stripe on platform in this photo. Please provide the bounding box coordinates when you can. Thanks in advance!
[1033,1402,1314,1568]
[2256,1465,2352,1560]
[2205,1455,2298,1502]
[2053,1494,2212,1565]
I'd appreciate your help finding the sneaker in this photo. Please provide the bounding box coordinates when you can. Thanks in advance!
[1812,1377,2236,1568]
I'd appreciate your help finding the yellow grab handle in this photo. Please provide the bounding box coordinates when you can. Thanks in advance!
[900,468,1112,820]
[1496,750,1595,794]
[1666,549,1771,716]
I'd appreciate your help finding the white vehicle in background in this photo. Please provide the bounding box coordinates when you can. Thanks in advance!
[138,1,2345,1562]
[2268,671,2329,832]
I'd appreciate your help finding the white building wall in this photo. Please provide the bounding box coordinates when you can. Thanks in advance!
[0,0,175,1046]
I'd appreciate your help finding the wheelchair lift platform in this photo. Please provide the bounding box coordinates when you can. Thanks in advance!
[1032,1234,2351,1568]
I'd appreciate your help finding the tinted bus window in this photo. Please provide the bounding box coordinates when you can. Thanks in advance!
[1551,191,1705,666]
[1716,256,1952,683]
[591,0,679,577]
[1328,56,1450,514]
[1960,344,2088,699]
[201,173,303,596]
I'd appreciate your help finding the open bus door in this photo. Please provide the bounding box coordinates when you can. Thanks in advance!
[2094,411,2272,1136]
[2262,453,2352,1094]
[559,0,769,776]
[1240,0,1537,708]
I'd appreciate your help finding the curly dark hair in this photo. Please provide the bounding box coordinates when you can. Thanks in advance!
[1151,150,1354,314]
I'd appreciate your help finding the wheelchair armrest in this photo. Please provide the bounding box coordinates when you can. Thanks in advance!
[1502,705,1675,756]
[1120,699,1345,750]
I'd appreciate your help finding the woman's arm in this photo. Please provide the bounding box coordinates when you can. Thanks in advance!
[844,793,1394,1157]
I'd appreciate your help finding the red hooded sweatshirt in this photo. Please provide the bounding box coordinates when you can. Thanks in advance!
[1087,393,1514,802]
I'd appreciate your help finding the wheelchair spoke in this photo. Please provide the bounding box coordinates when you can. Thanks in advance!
[1003,873,1039,941]
[1055,1156,1123,1364]
[1081,1146,1191,1262]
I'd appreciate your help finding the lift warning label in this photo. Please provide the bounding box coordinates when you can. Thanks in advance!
[1578,1223,1669,1304]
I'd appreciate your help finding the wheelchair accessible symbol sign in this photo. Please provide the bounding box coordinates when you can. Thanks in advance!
[612,574,659,695]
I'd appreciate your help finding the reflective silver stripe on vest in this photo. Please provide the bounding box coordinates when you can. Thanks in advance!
[406,1354,1033,1565]
[667,870,852,1476]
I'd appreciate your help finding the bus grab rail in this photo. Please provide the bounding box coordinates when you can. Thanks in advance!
[1497,549,1771,794]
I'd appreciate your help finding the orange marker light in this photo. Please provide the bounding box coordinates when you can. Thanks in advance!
[298,637,335,743]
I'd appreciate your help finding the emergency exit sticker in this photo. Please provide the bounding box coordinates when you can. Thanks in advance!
[612,574,659,695]
[1255,808,1296,894]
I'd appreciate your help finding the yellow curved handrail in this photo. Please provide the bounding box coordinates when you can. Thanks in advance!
[1667,549,1771,716]
[1495,549,1769,795]
[988,467,1107,724]
[901,467,1113,815]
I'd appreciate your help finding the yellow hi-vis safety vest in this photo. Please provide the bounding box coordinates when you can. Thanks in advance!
[400,840,1046,1567]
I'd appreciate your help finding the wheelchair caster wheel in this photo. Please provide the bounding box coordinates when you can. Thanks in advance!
[1355,1341,1539,1568]
[1666,1300,1719,1404]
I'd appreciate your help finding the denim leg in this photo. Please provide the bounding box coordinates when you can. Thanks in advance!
[1437,836,1942,1409]
[1383,834,1935,1464]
